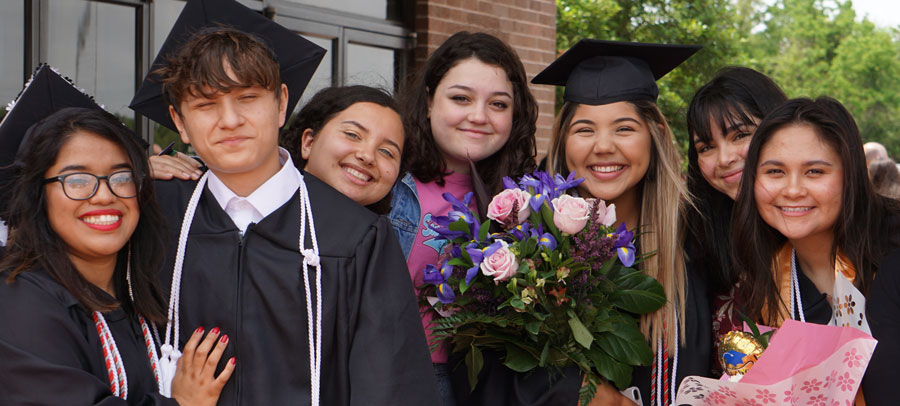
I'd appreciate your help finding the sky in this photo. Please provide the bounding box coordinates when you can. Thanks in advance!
[852,0,900,28]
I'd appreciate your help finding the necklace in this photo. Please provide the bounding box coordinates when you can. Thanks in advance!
[93,254,162,399]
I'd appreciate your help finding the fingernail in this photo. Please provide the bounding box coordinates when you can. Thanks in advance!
[210,327,220,335]
[230,357,236,365]
[220,335,229,343]
[195,327,204,334]
[182,172,191,178]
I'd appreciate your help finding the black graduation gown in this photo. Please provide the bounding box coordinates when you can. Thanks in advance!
[631,264,713,406]
[0,268,174,405]
[153,173,438,406]
[861,247,900,404]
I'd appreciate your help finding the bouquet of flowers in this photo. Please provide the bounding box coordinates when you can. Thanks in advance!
[421,171,666,405]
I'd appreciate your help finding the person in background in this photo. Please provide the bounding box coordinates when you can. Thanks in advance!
[868,158,900,200]
[683,66,787,366]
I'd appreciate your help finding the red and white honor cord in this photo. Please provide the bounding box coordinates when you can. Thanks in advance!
[92,313,161,399]
[94,253,162,399]
[649,305,679,406]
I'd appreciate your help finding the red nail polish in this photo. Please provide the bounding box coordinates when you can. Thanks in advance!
[230,357,236,365]
[220,335,228,343]
[195,327,204,334]
[210,327,220,335]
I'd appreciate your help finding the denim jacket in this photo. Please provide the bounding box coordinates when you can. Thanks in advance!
[388,173,420,260]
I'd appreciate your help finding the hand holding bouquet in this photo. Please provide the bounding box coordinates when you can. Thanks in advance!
[420,171,666,405]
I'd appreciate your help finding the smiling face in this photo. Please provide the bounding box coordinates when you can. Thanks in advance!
[300,102,404,206]
[563,101,653,203]
[170,62,288,186]
[428,57,514,173]
[694,113,759,200]
[44,131,139,265]
[754,124,843,244]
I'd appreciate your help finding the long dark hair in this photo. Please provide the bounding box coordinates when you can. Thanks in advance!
[1,107,167,323]
[402,31,537,195]
[281,85,402,214]
[684,67,787,294]
[732,97,900,323]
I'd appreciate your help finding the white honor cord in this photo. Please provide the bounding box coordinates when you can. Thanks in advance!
[160,172,211,396]
[298,176,323,406]
[789,249,806,322]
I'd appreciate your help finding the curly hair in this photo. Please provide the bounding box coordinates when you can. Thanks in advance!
[401,31,537,195]
[0,108,167,324]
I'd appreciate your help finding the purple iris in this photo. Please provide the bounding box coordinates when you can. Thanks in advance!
[612,223,636,267]
[423,262,456,304]
[429,192,479,240]
[537,232,557,251]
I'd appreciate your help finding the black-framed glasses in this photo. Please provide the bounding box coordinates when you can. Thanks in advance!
[43,170,138,200]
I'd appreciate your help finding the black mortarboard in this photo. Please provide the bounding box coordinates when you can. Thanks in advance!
[531,39,701,105]
[0,64,107,217]
[129,0,326,131]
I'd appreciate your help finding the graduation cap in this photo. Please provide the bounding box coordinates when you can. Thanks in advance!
[129,0,326,131]
[531,39,701,105]
[0,64,109,218]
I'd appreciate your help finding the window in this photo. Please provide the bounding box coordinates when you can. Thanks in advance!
[9,0,410,148]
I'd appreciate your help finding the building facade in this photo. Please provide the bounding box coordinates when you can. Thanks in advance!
[0,0,556,155]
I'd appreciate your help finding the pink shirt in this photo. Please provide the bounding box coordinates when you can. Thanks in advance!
[407,173,475,363]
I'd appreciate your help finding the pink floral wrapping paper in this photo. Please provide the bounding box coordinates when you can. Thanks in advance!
[675,320,877,406]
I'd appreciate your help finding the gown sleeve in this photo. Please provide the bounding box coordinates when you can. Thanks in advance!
[861,248,900,403]
[347,216,440,405]
[0,272,177,406]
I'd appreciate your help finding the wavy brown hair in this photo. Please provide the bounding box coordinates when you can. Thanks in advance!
[402,31,537,195]
[732,97,900,324]
[0,108,167,324]
[154,26,282,115]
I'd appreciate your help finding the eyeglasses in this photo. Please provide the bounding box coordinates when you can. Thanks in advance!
[43,170,138,200]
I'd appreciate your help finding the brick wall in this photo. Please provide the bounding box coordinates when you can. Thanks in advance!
[411,0,557,159]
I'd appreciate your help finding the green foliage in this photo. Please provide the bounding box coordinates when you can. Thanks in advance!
[557,0,900,156]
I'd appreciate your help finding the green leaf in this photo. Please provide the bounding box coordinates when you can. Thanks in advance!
[525,320,542,336]
[568,314,594,349]
[504,343,539,372]
[449,220,470,234]
[478,219,491,241]
[465,345,484,392]
[448,257,469,268]
[610,270,666,314]
[511,298,525,310]
[585,346,633,389]
[595,320,653,366]
[459,279,471,294]
[539,341,550,367]
[540,203,561,240]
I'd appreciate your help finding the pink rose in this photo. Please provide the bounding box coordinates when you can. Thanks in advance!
[551,195,590,234]
[480,241,518,282]
[598,202,617,226]
[487,188,532,224]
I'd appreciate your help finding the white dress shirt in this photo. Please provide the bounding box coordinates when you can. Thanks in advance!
[0,219,7,246]
[206,148,302,234]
